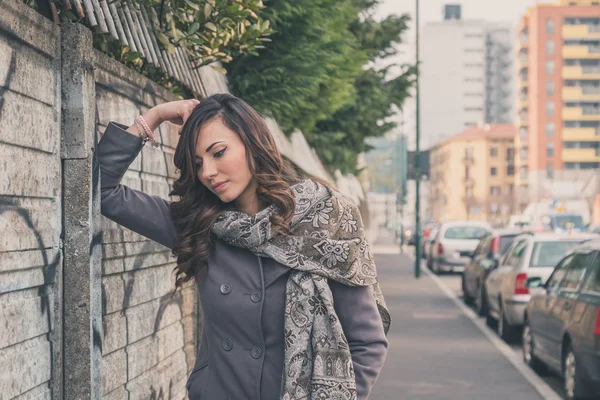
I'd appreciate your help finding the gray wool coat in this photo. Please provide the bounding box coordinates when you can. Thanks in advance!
[99,122,388,400]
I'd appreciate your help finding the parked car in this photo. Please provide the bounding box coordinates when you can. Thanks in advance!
[523,239,600,400]
[484,232,598,343]
[429,221,492,275]
[588,224,600,234]
[421,223,438,259]
[404,226,416,246]
[424,224,440,263]
[462,229,520,316]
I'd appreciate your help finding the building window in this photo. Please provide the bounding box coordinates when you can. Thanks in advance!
[547,142,555,157]
[547,18,555,34]
[546,101,555,116]
[507,148,515,161]
[520,147,528,160]
[546,122,555,137]
[547,163,554,179]
[490,186,501,196]
[507,165,515,176]
[547,81,554,96]
[520,166,528,176]
[490,167,497,176]
[546,39,555,55]
[546,60,555,75]
[519,127,528,140]
[490,147,498,157]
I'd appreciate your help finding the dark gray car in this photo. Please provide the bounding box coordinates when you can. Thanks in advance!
[523,239,600,400]
[462,229,520,316]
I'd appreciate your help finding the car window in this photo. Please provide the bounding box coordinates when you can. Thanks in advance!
[546,254,575,292]
[582,252,600,293]
[508,239,528,268]
[499,240,518,265]
[529,241,581,268]
[444,226,489,240]
[477,235,492,256]
[499,235,517,254]
[561,252,596,291]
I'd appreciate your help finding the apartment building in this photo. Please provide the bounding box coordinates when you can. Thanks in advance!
[429,124,517,224]
[516,0,600,210]
[421,5,514,149]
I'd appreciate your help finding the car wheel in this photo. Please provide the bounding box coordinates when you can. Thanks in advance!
[522,320,547,375]
[563,344,588,400]
[498,301,518,343]
[462,274,473,305]
[434,261,441,275]
[475,285,488,317]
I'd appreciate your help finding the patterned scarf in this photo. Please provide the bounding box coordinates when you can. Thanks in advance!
[211,179,390,400]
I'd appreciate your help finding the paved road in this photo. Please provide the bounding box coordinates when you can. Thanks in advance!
[426,265,566,399]
[368,230,559,400]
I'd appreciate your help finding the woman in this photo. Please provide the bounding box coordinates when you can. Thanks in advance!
[99,93,389,400]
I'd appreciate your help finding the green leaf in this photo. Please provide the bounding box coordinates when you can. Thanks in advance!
[157,32,170,47]
[184,0,200,11]
[210,65,228,75]
[204,3,212,18]
[205,22,217,32]
[125,52,143,62]
[188,22,200,35]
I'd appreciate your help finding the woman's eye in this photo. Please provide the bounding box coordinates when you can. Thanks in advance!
[195,162,202,169]
[214,148,226,158]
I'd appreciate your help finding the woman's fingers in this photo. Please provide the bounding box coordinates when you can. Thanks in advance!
[177,100,200,135]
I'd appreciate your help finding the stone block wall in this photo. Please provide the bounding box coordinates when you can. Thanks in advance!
[94,50,201,400]
[0,0,62,398]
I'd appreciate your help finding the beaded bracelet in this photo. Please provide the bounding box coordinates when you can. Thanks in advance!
[135,116,159,148]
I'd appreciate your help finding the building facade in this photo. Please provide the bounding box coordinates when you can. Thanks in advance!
[429,124,517,225]
[516,0,600,211]
[421,5,514,149]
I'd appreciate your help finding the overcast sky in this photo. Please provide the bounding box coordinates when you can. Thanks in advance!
[375,0,543,26]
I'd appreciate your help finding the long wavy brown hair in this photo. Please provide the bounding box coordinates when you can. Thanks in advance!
[169,93,301,286]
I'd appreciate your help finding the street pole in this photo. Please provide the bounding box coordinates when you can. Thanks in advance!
[414,0,421,279]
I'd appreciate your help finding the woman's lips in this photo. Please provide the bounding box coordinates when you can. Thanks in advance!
[213,181,228,192]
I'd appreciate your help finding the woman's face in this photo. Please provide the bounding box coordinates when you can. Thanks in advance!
[194,117,255,204]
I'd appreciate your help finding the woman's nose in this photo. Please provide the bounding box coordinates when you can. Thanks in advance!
[200,161,217,180]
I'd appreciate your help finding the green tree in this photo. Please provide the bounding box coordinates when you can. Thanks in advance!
[228,0,367,134]
[228,0,415,174]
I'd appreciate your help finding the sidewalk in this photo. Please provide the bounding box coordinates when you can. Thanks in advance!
[369,230,545,400]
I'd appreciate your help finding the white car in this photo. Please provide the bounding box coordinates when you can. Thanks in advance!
[429,221,492,275]
[484,232,598,343]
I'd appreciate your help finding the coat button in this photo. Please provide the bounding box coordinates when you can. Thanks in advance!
[220,284,232,295]
[251,291,262,303]
[251,346,263,359]
[222,339,233,351]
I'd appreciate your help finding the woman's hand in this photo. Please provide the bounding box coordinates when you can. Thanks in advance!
[154,99,201,135]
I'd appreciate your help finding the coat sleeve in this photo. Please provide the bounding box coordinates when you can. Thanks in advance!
[99,122,178,250]
[329,280,388,399]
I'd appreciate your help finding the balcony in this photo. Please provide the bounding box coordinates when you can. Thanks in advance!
[562,127,600,141]
[463,156,474,165]
[563,24,600,39]
[562,66,600,79]
[563,45,600,59]
[562,107,600,120]
[518,97,528,110]
[563,86,600,100]
[562,148,600,162]
[463,177,475,187]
